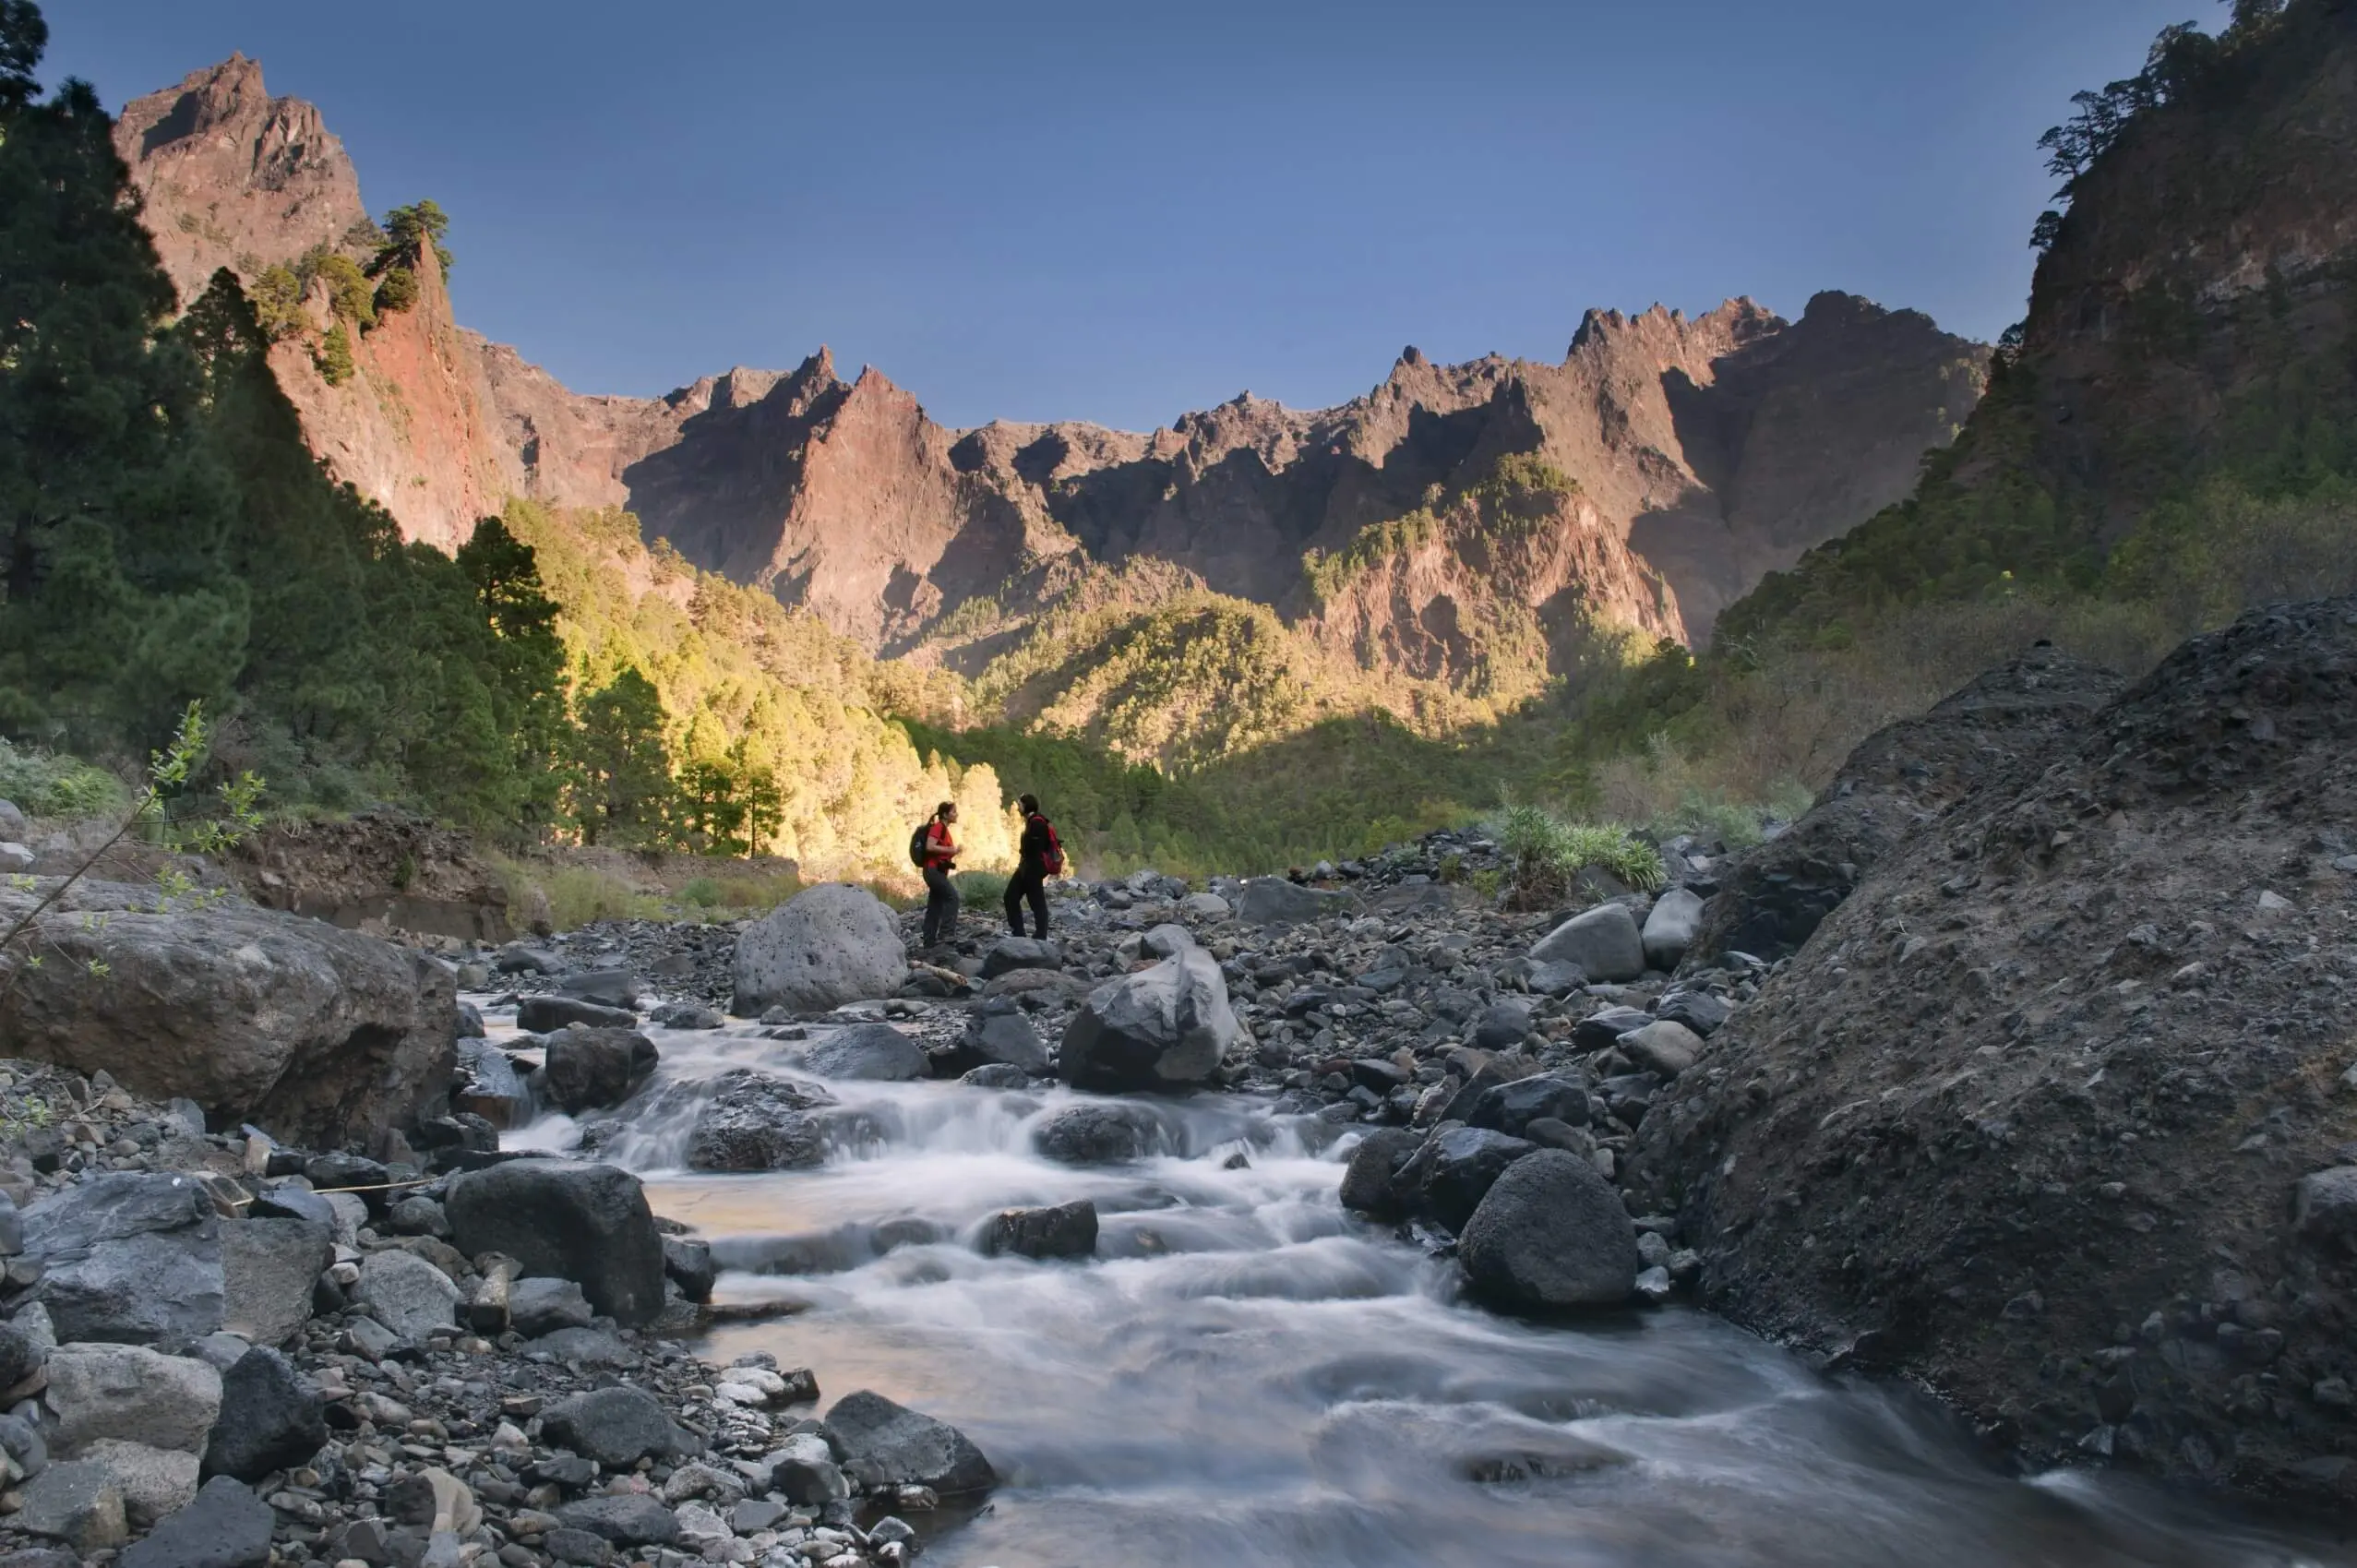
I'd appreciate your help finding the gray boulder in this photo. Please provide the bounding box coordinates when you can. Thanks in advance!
[1656,987,1732,1037]
[2293,1166,2357,1250]
[445,1162,666,1326]
[120,1476,274,1568]
[509,1277,593,1337]
[199,1347,324,1483]
[980,1200,1098,1260]
[1058,949,1239,1093]
[0,880,457,1147]
[823,1390,993,1494]
[684,1071,832,1171]
[46,1344,221,1454]
[556,1493,680,1547]
[1457,1148,1640,1309]
[557,969,640,1008]
[1235,879,1348,926]
[22,1173,223,1347]
[540,1386,689,1468]
[801,1023,926,1082]
[662,1238,716,1304]
[1619,1019,1703,1079]
[948,1011,1048,1076]
[1642,888,1706,972]
[1572,1004,1653,1052]
[1531,902,1645,983]
[352,1251,461,1341]
[220,1218,331,1348]
[1033,1103,1168,1166]
[733,885,907,1015]
[541,1025,658,1114]
[1140,923,1196,959]
[1396,1126,1538,1230]
[1337,1128,1421,1219]
[77,1440,196,1528]
[769,1432,848,1506]
[12,1460,127,1552]
[1466,1074,1590,1137]
[518,995,636,1033]
[1471,999,1535,1051]
[453,1038,529,1128]
[978,938,1061,980]
[1178,892,1230,922]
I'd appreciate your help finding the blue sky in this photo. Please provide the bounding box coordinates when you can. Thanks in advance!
[54,0,2197,431]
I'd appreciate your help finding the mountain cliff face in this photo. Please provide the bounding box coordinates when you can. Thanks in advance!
[115,54,1984,686]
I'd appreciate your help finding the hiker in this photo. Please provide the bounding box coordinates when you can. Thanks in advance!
[913,801,960,948]
[1006,793,1062,938]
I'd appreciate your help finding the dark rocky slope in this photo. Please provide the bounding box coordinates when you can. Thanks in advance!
[1628,596,2357,1502]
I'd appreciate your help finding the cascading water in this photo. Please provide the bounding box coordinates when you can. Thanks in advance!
[493,1008,2354,1568]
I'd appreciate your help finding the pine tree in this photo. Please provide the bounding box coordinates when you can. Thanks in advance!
[568,667,671,846]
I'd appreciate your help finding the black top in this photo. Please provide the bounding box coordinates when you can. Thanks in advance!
[1017,813,1054,873]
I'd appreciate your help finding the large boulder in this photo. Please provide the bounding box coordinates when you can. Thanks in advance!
[541,1025,658,1114]
[539,1386,690,1468]
[444,1161,665,1326]
[517,995,636,1033]
[980,1200,1097,1260]
[200,1347,325,1483]
[22,1174,223,1347]
[1529,903,1645,984]
[352,1251,461,1341]
[684,1071,833,1171]
[119,1476,274,1568]
[978,938,1061,980]
[1466,1074,1591,1138]
[1032,1103,1169,1166]
[822,1391,992,1495]
[1394,1126,1537,1231]
[800,1023,926,1082]
[733,885,907,1015]
[1337,1128,1422,1219]
[1457,1148,1639,1309]
[1058,949,1239,1093]
[0,882,457,1147]
[1234,879,1348,926]
[45,1344,222,1455]
[933,1010,1048,1078]
[220,1218,332,1349]
[1640,888,1705,972]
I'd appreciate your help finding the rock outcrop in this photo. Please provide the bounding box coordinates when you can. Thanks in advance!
[1628,597,2357,1502]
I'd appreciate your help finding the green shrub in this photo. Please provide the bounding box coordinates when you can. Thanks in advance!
[952,868,1009,904]
[680,876,724,907]
[315,322,354,385]
[0,739,127,818]
[1492,800,1663,906]
[373,264,419,316]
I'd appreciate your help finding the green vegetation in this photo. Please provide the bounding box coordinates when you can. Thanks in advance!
[315,320,354,383]
[380,199,453,277]
[250,264,305,341]
[373,265,418,316]
[0,737,125,818]
[1492,801,1662,907]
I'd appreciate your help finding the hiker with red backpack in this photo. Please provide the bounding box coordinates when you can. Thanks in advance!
[1006,794,1062,938]
[912,801,960,949]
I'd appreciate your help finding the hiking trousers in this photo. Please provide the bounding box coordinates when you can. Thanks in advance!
[1005,867,1048,938]
[921,865,960,947]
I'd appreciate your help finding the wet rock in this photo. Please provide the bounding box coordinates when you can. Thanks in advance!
[517,995,637,1033]
[1033,1103,1167,1166]
[650,1000,724,1030]
[445,1161,666,1326]
[1235,879,1349,926]
[823,1389,994,1495]
[940,1011,1049,1077]
[539,1385,690,1467]
[685,1070,833,1171]
[1466,1074,1590,1137]
[1059,949,1240,1093]
[1530,904,1645,984]
[1458,1148,1640,1309]
[541,1025,659,1114]
[220,1217,331,1349]
[47,1343,221,1454]
[733,884,908,1014]
[352,1251,461,1340]
[802,1022,927,1082]
[12,1459,128,1552]
[453,1037,528,1127]
[1396,1126,1538,1230]
[962,1062,1031,1089]
[21,1172,223,1347]
[1618,1020,1703,1079]
[200,1347,324,1482]
[1641,888,1705,971]
[662,1236,716,1303]
[1338,1128,1422,1219]
[981,1199,1098,1260]
[117,1475,273,1568]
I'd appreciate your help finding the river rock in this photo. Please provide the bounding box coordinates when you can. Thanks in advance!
[685,1071,832,1171]
[733,884,907,1014]
[540,1385,689,1467]
[22,1172,224,1347]
[541,1025,658,1113]
[1619,1019,1703,1079]
[1458,1148,1640,1309]
[118,1475,273,1568]
[1058,948,1239,1093]
[220,1217,331,1348]
[353,1251,461,1341]
[77,1440,197,1527]
[1338,1128,1422,1219]
[446,1162,665,1326]
[823,1390,993,1495]
[1235,879,1348,926]
[770,1430,849,1505]
[1396,1126,1538,1230]
[662,1237,716,1304]
[557,969,641,1008]
[517,995,636,1033]
[801,1023,927,1082]
[1572,1005,1652,1052]
[1471,999,1535,1051]
[200,1347,325,1482]
[46,1343,222,1454]
[941,1011,1049,1077]
[1033,1103,1167,1165]
[981,1200,1098,1260]
[1641,887,1706,971]
[979,938,1062,979]
[454,1038,529,1128]
[1656,987,1732,1037]
[556,1493,680,1547]
[510,1276,592,1336]
[12,1460,127,1552]
[1466,1074,1591,1137]
[0,881,458,1147]
[1530,903,1645,984]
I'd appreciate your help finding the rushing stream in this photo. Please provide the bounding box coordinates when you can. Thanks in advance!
[496,1010,2354,1568]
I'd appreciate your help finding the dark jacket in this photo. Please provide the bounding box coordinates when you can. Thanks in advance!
[1016,813,1054,875]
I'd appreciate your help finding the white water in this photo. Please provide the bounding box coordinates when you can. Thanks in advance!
[491,1007,2356,1568]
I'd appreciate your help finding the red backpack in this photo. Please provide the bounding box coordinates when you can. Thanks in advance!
[1032,814,1065,877]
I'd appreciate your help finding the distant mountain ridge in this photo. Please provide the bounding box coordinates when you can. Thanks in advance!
[114,54,1987,699]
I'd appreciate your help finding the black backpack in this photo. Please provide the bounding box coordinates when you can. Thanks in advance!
[908,823,931,868]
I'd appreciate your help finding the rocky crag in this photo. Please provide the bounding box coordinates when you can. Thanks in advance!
[115,56,1984,685]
